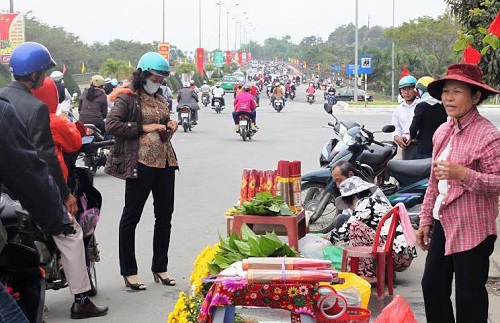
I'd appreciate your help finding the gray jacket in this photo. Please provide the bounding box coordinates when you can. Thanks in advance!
[176,88,200,111]
[0,81,70,200]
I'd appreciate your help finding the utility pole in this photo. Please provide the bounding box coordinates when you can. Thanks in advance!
[391,0,395,101]
[217,1,221,50]
[162,0,165,42]
[10,0,14,13]
[354,0,359,102]
[198,0,202,48]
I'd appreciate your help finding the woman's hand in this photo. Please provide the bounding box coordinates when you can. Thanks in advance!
[166,120,178,133]
[142,123,166,133]
[394,135,408,149]
[433,161,467,181]
[416,225,431,251]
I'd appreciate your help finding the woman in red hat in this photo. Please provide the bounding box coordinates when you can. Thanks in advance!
[417,63,500,322]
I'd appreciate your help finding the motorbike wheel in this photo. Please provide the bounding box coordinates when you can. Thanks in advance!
[241,128,247,141]
[183,121,188,133]
[87,262,98,296]
[301,182,340,233]
[86,235,99,296]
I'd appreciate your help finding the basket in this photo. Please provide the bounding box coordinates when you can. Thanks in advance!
[316,307,370,323]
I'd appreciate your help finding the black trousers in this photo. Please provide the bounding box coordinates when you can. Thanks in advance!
[119,163,176,276]
[421,220,495,323]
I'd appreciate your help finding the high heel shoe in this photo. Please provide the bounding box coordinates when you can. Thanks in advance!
[152,272,176,286]
[123,276,147,291]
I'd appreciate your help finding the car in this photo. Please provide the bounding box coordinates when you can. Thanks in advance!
[232,72,245,83]
[221,76,237,91]
[336,89,374,102]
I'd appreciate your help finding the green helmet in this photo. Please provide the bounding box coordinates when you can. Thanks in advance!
[137,52,170,77]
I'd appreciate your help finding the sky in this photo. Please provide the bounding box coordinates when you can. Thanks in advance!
[1,0,449,52]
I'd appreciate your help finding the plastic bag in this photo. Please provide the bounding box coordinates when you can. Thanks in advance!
[322,245,344,270]
[374,294,417,323]
[332,272,371,309]
[298,234,332,259]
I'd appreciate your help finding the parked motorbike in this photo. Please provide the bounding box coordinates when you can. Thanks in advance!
[82,124,114,176]
[213,98,223,114]
[237,113,256,142]
[307,94,315,105]
[201,93,210,107]
[273,98,284,112]
[301,104,397,233]
[326,93,337,107]
[180,106,195,132]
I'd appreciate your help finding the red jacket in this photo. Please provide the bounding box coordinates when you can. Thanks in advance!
[32,78,82,181]
[234,92,256,113]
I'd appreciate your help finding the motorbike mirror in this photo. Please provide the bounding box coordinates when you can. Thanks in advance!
[382,125,395,133]
[323,103,333,114]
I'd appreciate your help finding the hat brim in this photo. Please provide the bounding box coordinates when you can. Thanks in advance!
[149,69,170,77]
[428,75,500,100]
[335,196,350,210]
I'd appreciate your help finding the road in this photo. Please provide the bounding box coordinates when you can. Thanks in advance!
[43,91,500,322]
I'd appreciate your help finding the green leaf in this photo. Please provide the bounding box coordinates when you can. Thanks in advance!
[241,224,258,241]
[481,45,491,55]
[228,233,240,252]
[279,205,294,216]
[256,191,273,200]
[225,251,244,263]
[268,203,281,213]
[479,27,488,35]
[453,39,467,52]
[248,237,265,257]
[259,235,282,255]
[208,262,221,275]
[234,240,251,256]
[465,34,475,44]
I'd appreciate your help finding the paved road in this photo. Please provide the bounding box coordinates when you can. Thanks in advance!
[43,91,500,322]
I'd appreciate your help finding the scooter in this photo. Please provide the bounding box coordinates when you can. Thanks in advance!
[82,124,114,176]
[237,113,255,142]
[289,90,296,101]
[307,94,315,105]
[325,93,337,107]
[201,93,210,107]
[301,104,397,233]
[213,98,223,114]
[179,106,194,132]
[273,98,284,112]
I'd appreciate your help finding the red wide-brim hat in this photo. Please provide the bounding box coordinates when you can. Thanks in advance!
[428,63,499,100]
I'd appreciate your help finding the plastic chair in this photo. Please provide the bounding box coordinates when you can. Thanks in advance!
[340,206,400,298]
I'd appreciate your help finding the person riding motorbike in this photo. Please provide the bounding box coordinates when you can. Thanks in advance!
[249,82,260,106]
[78,75,108,134]
[0,41,108,320]
[233,84,258,133]
[234,82,244,98]
[189,79,199,93]
[271,82,285,107]
[200,81,211,103]
[49,70,71,104]
[160,79,173,108]
[211,83,226,109]
[177,81,200,125]
[306,82,316,101]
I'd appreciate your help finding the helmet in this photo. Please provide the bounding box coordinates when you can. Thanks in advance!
[137,52,170,77]
[215,82,221,87]
[398,75,417,89]
[9,42,56,76]
[275,82,280,87]
[183,81,190,87]
[111,78,118,87]
[104,77,111,84]
[203,80,207,84]
[416,76,434,93]
[242,84,251,91]
[50,71,64,82]
[90,75,105,87]
[190,80,195,85]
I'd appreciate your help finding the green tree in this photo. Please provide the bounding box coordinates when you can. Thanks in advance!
[100,58,133,80]
[445,0,500,86]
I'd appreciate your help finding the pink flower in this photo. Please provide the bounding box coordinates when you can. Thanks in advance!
[298,285,309,295]
[295,306,315,317]
[250,292,258,299]
[222,279,247,293]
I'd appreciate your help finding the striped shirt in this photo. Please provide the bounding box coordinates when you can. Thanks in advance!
[420,108,500,255]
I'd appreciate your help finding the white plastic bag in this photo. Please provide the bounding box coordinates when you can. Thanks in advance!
[298,234,333,259]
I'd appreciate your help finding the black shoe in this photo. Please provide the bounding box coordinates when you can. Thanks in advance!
[192,121,198,125]
[70,300,108,319]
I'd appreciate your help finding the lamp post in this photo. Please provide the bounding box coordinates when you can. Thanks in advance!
[162,0,165,42]
[354,0,359,102]
[217,1,222,50]
[198,0,202,48]
[223,3,239,51]
[391,0,395,101]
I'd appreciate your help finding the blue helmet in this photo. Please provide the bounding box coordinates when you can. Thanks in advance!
[398,75,417,89]
[9,42,56,76]
[137,52,170,77]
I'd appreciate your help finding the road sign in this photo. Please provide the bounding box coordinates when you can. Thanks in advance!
[345,55,373,75]
[331,65,342,72]
[214,52,224,68]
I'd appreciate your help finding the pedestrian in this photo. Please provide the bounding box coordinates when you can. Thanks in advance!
[409,76,448,159]
[78,75,108,134]
[391,75,419,160]
[105,52,178,291]
[417,63,500,323]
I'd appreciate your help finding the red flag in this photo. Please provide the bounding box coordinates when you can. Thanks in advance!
[400,64,410,79]
[225,51,231,66]
[62,63,67,74]
[487,11,500,37]
[463,42,482,64]
[238,51,242,66]
[195,48,204,77]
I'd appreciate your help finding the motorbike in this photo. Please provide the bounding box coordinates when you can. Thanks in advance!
[325,93,337,107]
[213,97,223,114]
[201,93,210,107]
[82,124,114,176]
[301,104,397,233]
[273,98,284,112]
[307,94,315,105]
[180,106,195,132]
[237,113,255,142]
[289,90,296,101]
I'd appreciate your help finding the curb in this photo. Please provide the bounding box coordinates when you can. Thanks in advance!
[337,102,500,113]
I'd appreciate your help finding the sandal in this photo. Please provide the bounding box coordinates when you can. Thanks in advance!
[123,276,147,291]
[152,272,176,286]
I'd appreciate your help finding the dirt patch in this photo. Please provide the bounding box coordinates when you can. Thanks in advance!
[487,278,500,296]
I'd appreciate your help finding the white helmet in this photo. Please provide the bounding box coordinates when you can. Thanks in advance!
[183,81,190,87]
[50,71,64,82]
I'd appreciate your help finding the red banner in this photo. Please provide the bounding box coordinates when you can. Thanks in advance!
[225,50,231,66]
[247,52,252,61]
[196,48,204,77]
[158,42,170,61]
[0,13,25,65]
[238,51,243,66]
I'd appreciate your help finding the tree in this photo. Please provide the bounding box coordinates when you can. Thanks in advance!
[445,0,500,86]
[99,58,133,80]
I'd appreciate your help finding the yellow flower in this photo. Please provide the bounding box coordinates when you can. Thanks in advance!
[288,286,299,297]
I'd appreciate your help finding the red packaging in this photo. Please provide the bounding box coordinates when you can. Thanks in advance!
[289,161,302,212]
[247,169,258,200]
[240,169,250,203]
[256,170,265,193]
[270,169,277,195]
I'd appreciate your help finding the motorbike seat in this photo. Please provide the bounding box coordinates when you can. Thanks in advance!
[0,192,23,223]
[388,158,432,179]
[358,144,395,169]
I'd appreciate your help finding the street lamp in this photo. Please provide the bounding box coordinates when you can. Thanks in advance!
[162,0,165,42]
[391,0,395,101]
[354,0,359,102]
[221,3,239,51]
[198,0,202,48]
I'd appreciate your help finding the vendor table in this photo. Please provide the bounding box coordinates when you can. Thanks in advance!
[228,210,307,250]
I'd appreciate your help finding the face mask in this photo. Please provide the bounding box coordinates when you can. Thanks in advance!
[144,78,161,94]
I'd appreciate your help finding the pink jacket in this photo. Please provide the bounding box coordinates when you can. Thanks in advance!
[234,92,256,113]
[306,86,316,94]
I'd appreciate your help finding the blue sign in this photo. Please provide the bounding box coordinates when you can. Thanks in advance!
[331,65,342,72]
[345,56,373,75]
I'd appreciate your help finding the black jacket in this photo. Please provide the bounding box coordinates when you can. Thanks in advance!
[409,101,448,156]
[0,81,70,200]
[0,99,65,236]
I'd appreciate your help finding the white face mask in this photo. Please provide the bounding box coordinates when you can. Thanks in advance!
[144,78,161,94]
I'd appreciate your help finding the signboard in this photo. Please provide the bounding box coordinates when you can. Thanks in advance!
[158,42,170,61]
[359,55,373,74]
[331,65,342,72]
[345,59,373,75]
[214,51,223,68]
[0,13,25,65]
